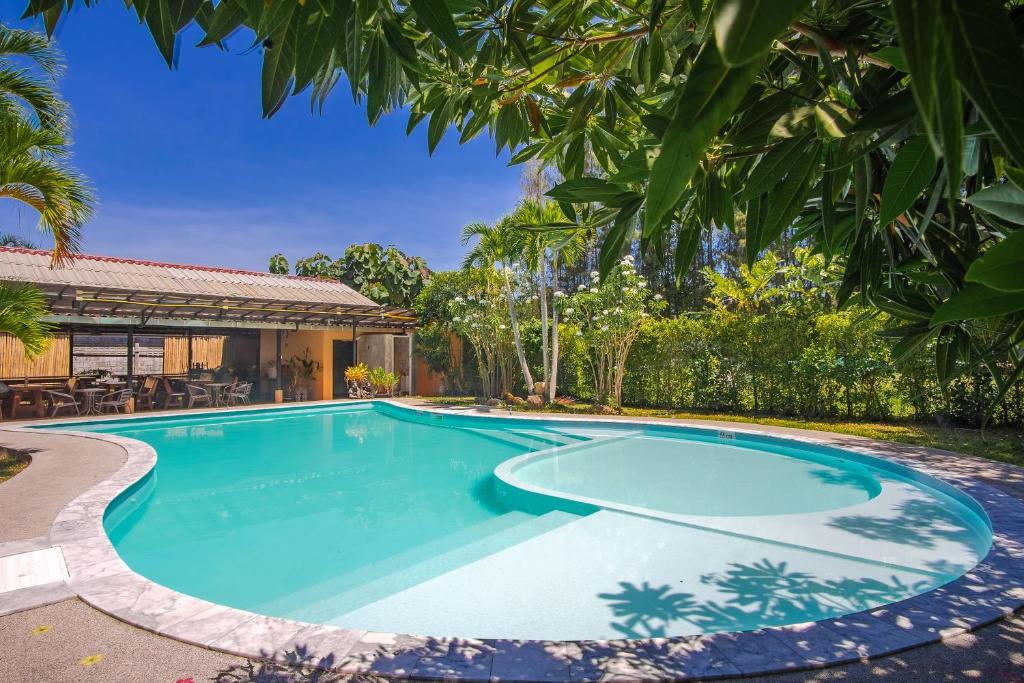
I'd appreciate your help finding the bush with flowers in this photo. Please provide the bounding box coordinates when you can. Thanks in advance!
[446,271,517,398]
[555,254,665,407]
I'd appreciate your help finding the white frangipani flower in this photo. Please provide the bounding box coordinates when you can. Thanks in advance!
[654,293,664,300]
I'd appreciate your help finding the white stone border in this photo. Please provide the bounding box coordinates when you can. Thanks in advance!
[11,400,1024,681]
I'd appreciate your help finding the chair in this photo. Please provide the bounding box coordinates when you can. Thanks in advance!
[185,383,212,409]
[98,388,133,414]
[136,376,159,410]
[160,377,185,409]
[44,389,81,417]
[0,381,10,420]
[226,382,253,406]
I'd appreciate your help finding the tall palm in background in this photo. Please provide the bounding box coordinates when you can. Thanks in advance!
[461,218,534,392]
[0,232,37,248]
[514,200,590,402]
[0,25,93,264]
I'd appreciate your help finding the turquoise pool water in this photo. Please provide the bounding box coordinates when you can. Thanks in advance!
[47,402,993,640]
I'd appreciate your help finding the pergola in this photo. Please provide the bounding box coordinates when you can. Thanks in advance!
[0,247,417,388]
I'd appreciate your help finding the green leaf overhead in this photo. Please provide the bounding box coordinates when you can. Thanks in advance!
[966,229,1024,292]
[878,136,936,227]
[714,0,812,67]
[966,183,1024,225]
[892,0,938,145]
[932,282,1024,325]
[409,0,468,59]
[947,0,1024,168]
[644,41,761,238]
[260,4,298,117]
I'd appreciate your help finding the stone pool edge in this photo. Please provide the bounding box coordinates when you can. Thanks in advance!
[16,399,1024,681]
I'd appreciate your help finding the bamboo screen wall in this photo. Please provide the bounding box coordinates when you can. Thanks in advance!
[0,333,226,378]
[162,336,226,374]
[0,333,70,378]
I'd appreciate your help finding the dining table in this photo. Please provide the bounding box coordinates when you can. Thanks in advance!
[75,387,108,416]
[7,383,63,418]
[205,382,232,407]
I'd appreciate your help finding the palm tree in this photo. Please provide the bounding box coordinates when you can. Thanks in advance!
[0,232,37,248]
[0,282,53,357]
[0,26,92,263]
[0,26,66,132]
[461,219,534,392]
[513,199,591,402]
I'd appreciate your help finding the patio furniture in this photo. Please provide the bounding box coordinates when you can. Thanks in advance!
[136,376,160,410]
[185,383,212,409]
[204,381,232,407]
[75,387,107,415]
[226,382,253,406]
[159,377,185,409]
[0,381,10,420]
[97,388,133,414]
[44,388,81,417]
[7,383,61,418]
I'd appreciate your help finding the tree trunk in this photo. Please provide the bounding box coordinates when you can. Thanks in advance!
[538,252,550,394]
[548,306,559,402]
[547,252,560,403]
[505,280,534,393]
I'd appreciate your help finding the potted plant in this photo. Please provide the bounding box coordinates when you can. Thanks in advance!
[344,363,372,398]
[284,348,320,401]
[368,366,400,397]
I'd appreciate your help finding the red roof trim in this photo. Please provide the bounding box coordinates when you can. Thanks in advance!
[0,246,334,284]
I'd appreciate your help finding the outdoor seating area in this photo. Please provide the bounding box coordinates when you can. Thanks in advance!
[0,372,265,421]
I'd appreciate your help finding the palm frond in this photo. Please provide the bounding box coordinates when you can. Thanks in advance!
[0,282,53,357]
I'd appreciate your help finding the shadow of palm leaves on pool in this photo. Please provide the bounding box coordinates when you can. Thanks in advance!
[207,560,931,682]
[597,559,930,638]
[826,497,982,556]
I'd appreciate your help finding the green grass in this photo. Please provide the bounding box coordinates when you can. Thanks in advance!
[418,396,1024,467]
[0,450,29,483]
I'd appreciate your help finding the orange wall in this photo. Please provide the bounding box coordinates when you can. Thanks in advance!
[260,327,409,400]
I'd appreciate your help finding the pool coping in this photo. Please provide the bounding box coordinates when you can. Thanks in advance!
[8,399,1024,681]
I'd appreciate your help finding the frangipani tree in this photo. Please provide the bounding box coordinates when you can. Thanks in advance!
[461,216,532,393]
[557,254,665,406]
[513,198,591,401]
[446,272,515,398]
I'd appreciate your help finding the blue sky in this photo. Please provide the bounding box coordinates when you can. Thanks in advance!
[2,3,522,271]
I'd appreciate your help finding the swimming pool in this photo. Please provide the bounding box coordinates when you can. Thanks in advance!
[48,401,992,641]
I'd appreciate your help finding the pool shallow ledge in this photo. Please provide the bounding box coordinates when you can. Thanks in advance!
[16,399,1024,681]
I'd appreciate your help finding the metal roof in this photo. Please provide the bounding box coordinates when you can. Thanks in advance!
[0,247,416,329]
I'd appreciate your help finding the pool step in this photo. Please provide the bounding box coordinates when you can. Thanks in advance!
[271,509,579,623]
[466,427,589,452]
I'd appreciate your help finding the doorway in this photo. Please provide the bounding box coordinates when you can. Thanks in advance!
[332,340,354,398]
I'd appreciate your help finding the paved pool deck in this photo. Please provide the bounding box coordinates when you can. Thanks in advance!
[0,399,1021,682]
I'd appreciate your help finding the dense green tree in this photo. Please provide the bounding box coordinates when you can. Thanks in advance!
[0,25,93,263]
[24,1,1024,415]
[270,243,429,307]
